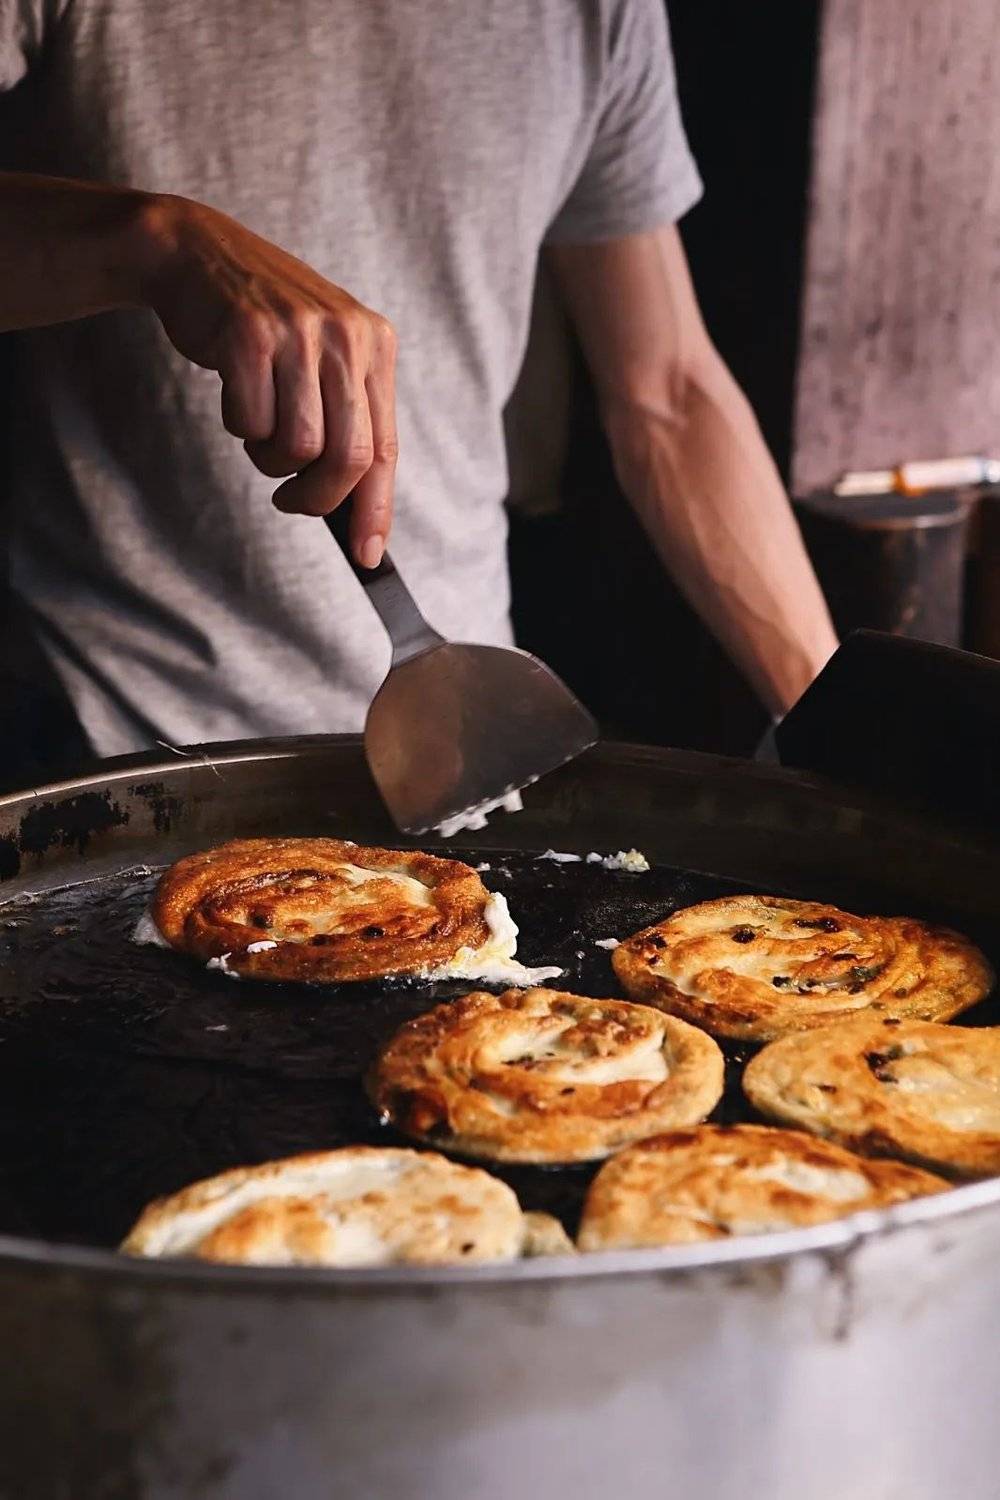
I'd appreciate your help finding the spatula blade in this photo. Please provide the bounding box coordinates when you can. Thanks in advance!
[364,642,598,835]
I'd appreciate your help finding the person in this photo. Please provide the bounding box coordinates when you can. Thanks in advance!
[0,0,836,786]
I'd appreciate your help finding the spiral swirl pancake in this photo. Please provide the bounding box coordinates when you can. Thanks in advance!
[577,1124,947,1250]
[369,987,725,1164]
[612,895,992,1042]
[744,1017,1000,1178]
[121,1147,572,1266]
[148,837,551,984]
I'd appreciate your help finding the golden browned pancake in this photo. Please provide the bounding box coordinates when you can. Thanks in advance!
[576,1123,947,1250]
[368,987,724,1164]
[612,895,992,1042]
[744,1016,1000,1178]
[121,1147,572,1266]
[147,837,557,984]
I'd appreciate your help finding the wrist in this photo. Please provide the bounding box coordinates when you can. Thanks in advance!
[764,643,836,720]
[123,191,191,308]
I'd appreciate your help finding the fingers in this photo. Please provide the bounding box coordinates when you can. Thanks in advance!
[219,315,275,443]
[218,289,398,564]
[272,372,373,519]
[243,324,325,478]
[271,317,398,569]
[347,338,398,567]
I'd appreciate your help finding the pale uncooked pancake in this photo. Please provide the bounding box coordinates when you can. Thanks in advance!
[121,1147,572,1266]
[577,1123,947,1249]
[612,895,992,1042]
[369,987,724,1163]
[145,837,558,984]
[744,1017,1000,1178]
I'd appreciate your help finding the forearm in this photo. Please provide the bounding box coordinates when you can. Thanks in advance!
[0,171,158,330]
[603,354,837,717]
[549,227,837,718]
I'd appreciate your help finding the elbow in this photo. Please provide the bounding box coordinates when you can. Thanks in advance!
[598,342,730,440]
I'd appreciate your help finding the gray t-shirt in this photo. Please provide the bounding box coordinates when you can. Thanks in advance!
[0,0,700,755]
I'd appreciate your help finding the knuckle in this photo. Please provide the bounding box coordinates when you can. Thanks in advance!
[286,306,321,353]
[373,313,397,358]
[225,414,253,441]
[245,440,294,479]
[363,498,392,531]
[234,308,274,362]
[374,431,400,465]
[222,391,264,443]
[287,430,324,468]
[327,308,368,363]
[339,436,374,475]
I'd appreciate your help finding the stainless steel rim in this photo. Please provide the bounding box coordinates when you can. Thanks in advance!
[0,1169,998,1291]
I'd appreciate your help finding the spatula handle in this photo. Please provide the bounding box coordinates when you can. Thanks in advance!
[323,502,443,666]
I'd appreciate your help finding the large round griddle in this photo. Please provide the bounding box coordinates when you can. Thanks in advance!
[1,735,999,1282]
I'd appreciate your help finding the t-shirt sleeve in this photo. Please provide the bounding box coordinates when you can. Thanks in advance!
[0,0,61,92]
[545,0,702,244]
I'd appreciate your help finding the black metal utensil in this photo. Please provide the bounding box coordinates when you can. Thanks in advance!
[767,629,1000,832]
[324,505,597,835]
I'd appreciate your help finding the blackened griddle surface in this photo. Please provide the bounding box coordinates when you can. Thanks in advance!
[0,852,996,1248]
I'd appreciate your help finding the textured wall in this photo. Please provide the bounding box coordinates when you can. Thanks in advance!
[794,0,1000,493]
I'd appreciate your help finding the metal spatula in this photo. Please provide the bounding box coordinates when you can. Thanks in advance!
[324,507,597,835]
[762,629,1000,832]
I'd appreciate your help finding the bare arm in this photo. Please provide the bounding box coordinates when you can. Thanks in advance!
[0,172,397,563]
[547,226,836,717]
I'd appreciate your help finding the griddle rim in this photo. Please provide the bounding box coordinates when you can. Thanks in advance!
[1,733,998,1289]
